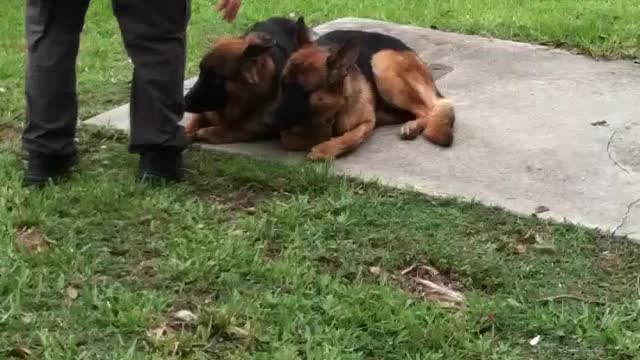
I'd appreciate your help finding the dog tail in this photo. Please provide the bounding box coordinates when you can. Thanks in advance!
[411,64,456,147]
[423,97,455,147]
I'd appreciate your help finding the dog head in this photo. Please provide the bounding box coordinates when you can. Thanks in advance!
[274,17,361,131]
[184,33,276,114]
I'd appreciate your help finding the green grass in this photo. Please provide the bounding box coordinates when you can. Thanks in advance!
[2,125,640,359]
[2,0,640,359]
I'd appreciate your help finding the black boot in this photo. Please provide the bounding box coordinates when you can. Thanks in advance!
[137,149,184,184]
[23,152,79,188]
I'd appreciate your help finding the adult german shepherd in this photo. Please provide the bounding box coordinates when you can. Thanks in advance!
[274,17,456,160]
[183,17,299,144]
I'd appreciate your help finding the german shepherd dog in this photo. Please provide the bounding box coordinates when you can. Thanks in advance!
[183,17,299,144]
[274,18,455,160]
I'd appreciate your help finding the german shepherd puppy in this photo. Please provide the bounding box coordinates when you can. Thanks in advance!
[183,17,299,144]
[274,18,455,160]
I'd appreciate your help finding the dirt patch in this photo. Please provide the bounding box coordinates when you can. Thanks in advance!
[0,125,20,140]
[145,305,256,357]
[365,262,465,308]
[129,258,159,280]
[497,229,557,256]
[192,184,267,214]
[397,264,465,308]
[0,125,21,150]
[15,228,51,254]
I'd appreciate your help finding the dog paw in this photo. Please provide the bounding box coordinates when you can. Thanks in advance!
[195,127,228,144]
[194,127,213,143]
[400,120,424,140]
[307,144,338,161]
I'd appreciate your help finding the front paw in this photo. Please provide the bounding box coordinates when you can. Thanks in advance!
[400,120,424,140]
[307,143,338,161]
[195,126,223,144]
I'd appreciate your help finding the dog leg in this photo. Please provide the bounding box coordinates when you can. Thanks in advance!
[372,50,455,146]
[185,112,222,142]
[280,127,316,151]
[307,120,374,160]
[184,113,206,141]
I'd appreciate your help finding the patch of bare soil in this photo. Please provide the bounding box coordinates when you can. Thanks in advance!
[15,228,51,254]
[398,264,465,308]
[0,125,21,150]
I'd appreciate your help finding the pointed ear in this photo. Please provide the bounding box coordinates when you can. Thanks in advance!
[326,35,361,85]
[294,16,312,48]
[243,32,275,59]
[240,64,260,84]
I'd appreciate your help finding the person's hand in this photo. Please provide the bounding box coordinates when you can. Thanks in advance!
[216,0,242,22]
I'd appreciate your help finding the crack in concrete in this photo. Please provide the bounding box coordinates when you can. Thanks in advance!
[612,197,640,236]
[606,130,631,174]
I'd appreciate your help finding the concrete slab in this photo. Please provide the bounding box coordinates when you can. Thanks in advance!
[85,17,640,240]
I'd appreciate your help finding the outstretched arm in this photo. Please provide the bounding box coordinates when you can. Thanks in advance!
[216,0,242,22]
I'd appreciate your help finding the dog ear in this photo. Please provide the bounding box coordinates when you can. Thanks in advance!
[243,32,275,59]
[238,33,275,84]
[294,16,312,48]
[326,35,361,85]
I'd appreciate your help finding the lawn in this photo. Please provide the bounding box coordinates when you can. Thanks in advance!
[2,0,640,359]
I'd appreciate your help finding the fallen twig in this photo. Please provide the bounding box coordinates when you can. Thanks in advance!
[412,277,465,304]
[419,265,440,277]
[400,264,416,275]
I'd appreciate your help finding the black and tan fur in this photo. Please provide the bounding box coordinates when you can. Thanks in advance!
[183,17,299,144]
[274,17,455,160]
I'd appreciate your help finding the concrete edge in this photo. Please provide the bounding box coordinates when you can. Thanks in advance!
[317,17,640,66]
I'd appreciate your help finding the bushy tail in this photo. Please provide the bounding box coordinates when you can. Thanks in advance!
[423,98,455,147]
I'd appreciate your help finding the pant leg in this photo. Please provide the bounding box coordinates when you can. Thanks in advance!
[22,0,91,155]
[111,0,191,153]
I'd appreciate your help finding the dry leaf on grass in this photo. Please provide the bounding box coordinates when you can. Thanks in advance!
[513,244,528,254]
[7,347,32,358]
[400,264,417,275]
[66,286,79,300]
[172,310,198,323]
[15,228,50,254]
[529,335,542,346]
[487,312,496,323]
[413,277,465,305]
[399,263,465,308]
[419,265,440,277]
[227,325,250,338]
[146,323,175,343]
[401,264,441,277]
[20,314,34,324]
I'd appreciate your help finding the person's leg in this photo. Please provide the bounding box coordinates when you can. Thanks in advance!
[112,0,190,182]
[22,0,91,187]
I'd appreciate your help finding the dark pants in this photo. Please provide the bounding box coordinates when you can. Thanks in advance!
[23,0,190,155]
